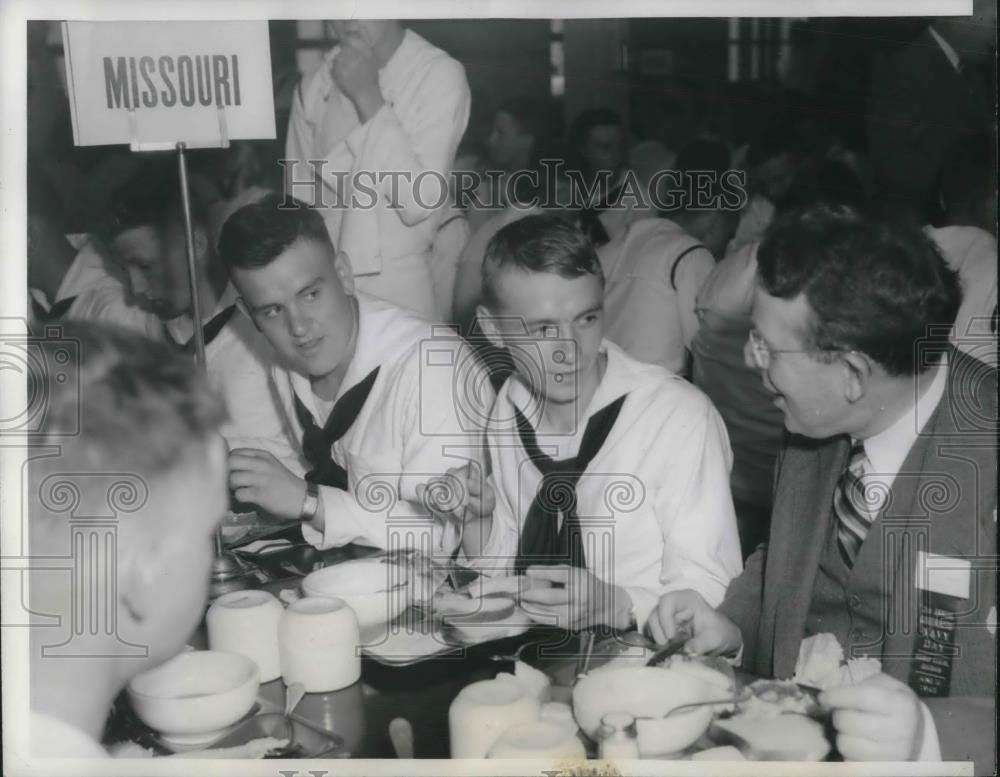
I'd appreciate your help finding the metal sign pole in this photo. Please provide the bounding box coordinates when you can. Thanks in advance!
[175,142,249,592]
[175,142,208,370]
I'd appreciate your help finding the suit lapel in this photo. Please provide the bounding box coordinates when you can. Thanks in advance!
[875,352,985,664]
[768,434,849,676]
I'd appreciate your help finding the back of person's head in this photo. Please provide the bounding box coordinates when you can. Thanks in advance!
[672,137,735,212]
[567,107,625,172]
[757,204,962,376]
[666,138,741,255]
[218,194,333,272]
[746,123,799,169]
[29,322,229,679]
[675,137,732,178]
[97,160,211,245]
[481,213,603,309]
[496,97,556,155]
[38,321,227,473]
[782,158,868,212]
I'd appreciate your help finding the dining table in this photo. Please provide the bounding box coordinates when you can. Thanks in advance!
[101,539,592,759]
[101,536,836,762]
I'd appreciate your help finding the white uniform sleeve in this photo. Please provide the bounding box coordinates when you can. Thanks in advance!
[302,339,492,553]
[653,395,743,611]
[284,75,323,205]
[673,246,716,350]
[344,60,470,227]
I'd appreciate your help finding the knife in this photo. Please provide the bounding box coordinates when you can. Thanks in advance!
[645,626,693,667]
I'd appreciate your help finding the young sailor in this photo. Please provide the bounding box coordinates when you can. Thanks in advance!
[218,194,491,552]
[442,213,742,631]
[97,170,297,462]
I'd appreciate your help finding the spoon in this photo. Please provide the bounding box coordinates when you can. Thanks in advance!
[284,682,306,720]
[658,689,751,718]
[266,682,306,757]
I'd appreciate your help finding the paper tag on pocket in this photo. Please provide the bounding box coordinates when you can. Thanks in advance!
[915,550,971,600]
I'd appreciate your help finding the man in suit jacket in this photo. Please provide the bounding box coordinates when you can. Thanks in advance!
[866,7,995,223]
[649,204,996,772]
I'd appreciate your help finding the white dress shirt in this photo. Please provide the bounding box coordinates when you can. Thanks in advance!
[274,293,491,552]
[859,359,949,762]
[597,217,716,374]
[477,341,743,629]
[285,29,471,319]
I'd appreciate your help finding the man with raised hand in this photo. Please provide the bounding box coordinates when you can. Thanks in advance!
[285,20,470,320]
[439,213,742,633]
[219,194,490,553]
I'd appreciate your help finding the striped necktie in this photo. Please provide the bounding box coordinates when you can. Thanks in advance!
[834,440,875,567]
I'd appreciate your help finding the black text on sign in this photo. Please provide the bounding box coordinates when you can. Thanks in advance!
[103,55,242,110]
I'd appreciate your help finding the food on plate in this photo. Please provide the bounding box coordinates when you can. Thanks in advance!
[712,712,829,761]
[438,595,530,643]
[838,655,882,686]
[435,593,516,621]
[658,655,734,693]
[739,679,815,717]
[792,632,844,689]
[456,574,537,600]
[792,632,883,690]
[446,614,529,644]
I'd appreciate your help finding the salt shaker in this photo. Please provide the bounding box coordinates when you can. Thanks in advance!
[598,711,640,759]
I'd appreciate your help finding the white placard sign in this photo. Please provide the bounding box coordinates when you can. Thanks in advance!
[62,21,276,149]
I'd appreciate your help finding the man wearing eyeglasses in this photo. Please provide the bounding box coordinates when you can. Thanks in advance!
[649,204,996,772]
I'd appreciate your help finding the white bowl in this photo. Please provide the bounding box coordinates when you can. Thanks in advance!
[301,559,409,629]
[127,650,260,747]
[573,665,716,756]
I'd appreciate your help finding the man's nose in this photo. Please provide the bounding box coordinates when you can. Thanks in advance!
[553,324,579,365]
[286,305,308,338]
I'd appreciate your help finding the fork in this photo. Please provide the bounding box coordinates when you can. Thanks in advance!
[444,505,469,591]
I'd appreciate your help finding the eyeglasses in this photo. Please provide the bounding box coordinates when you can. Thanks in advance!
[746,328,811,370]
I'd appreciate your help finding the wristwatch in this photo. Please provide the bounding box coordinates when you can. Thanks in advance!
[300,479,320,522]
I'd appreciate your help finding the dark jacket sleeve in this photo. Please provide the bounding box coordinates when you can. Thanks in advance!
[717,544,766,665]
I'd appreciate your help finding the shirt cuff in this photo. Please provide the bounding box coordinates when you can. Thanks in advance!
[300,517,328,549]
[915,701,942,762]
